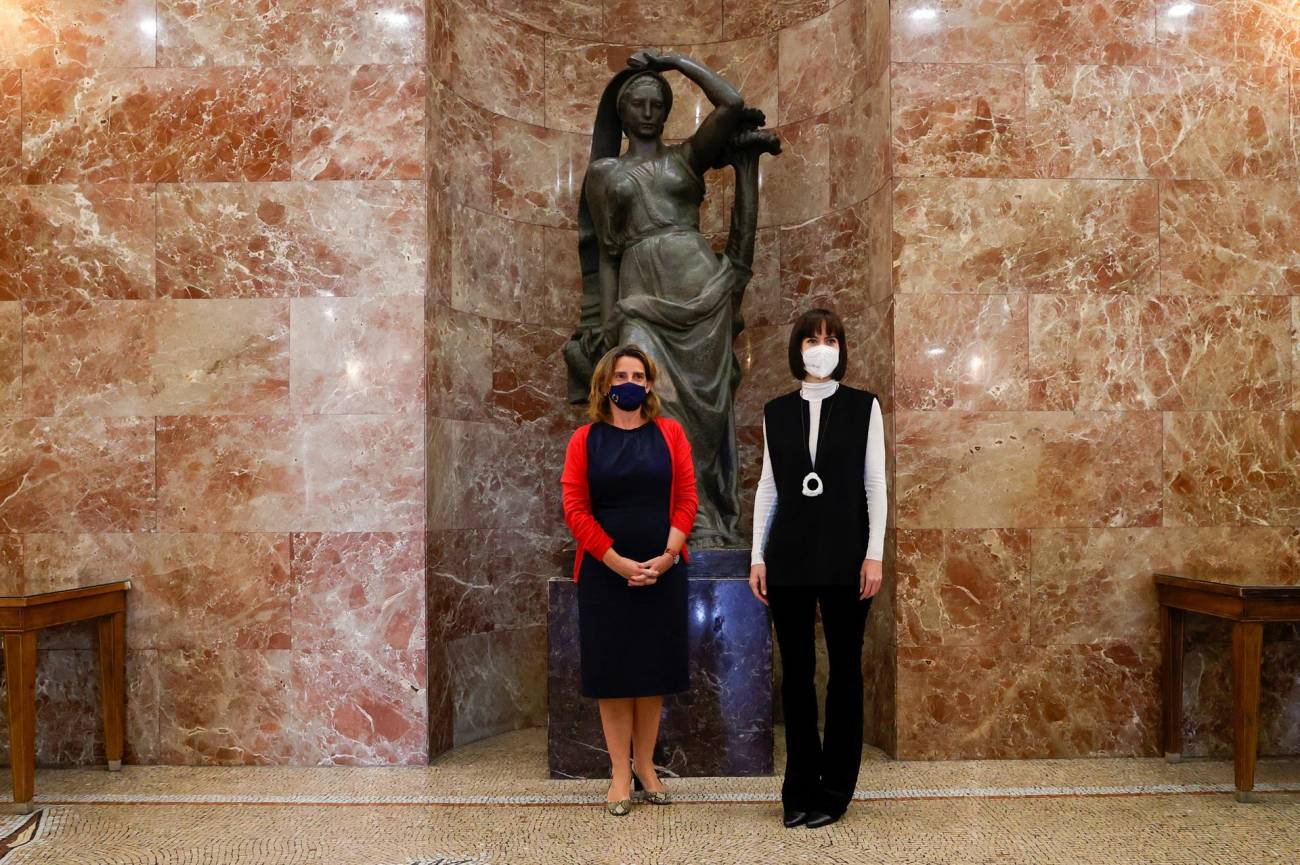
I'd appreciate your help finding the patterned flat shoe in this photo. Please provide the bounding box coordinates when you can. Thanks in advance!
[606,782,632,816]
[632,770,673,805]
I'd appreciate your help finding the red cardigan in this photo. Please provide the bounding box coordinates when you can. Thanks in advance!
[561,416,698,581]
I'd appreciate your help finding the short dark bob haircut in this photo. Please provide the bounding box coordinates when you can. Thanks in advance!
[788,308,848,381]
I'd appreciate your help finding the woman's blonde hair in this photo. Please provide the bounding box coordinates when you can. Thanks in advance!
[587,345,663,422]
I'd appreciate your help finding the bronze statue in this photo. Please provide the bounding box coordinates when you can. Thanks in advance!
[563,50,780,547]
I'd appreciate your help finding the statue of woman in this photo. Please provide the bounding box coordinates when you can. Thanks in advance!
[563,50,780,547]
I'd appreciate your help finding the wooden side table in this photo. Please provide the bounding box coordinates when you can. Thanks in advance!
[1155,572,1300,803]
[0,578,130,813]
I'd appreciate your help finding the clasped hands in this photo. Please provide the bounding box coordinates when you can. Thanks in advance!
[603,549,674,587]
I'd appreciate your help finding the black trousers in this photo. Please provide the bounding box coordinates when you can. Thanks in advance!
[768,585,872,815]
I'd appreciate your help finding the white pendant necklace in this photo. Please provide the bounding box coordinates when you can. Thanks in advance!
[799,396,833,498]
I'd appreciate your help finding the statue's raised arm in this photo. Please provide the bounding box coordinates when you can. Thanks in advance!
[562,51,780,547]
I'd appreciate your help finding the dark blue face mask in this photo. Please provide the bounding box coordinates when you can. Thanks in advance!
[608,381,648,412]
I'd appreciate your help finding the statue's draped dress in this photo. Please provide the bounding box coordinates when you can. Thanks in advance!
[587,141,747,540]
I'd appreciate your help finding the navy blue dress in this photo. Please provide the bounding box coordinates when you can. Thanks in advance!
[577,421,689,699]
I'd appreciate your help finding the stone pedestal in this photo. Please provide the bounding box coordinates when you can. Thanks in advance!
[547,550,774,778]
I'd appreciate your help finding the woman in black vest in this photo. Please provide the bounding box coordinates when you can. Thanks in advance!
[749,307,886,829]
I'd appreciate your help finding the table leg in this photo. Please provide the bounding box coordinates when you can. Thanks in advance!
[1159,604,1185,762]
[4,632,37,813]
[96,612,126,771]
[1231,621,1263,803]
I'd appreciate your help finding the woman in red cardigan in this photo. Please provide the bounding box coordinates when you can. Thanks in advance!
[561,345,698,816]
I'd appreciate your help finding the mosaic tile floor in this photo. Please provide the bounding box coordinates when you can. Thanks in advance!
[1,729,1298,864]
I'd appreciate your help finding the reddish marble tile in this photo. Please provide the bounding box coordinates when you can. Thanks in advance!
[0,416,155,532]
[892,63,1030,178]
[156,415,303,532]
[300,415,424,532]
[896,528,1031,648]
[1028,295,1146,410]
[291,532,425,655]
[723,0,829,38]
[896,410,1163,529]
[663,37,779,142]
[157,181,425,299]
[427,529,566,638]
[891,0,1155,65]
[778,1,859,125]
[893,178,1159,294]
[4,184,155,301]
[487,321,572,431]
[543,38,640,136]
[829,76,890,208]
[721,225,781,329]
[1141,295,1291,410]
[896,294,1028,410]
[732,324,794,427]
[23,67,294,183]
[490,116,588,229]
[157,0,424,66]
[428,303,494,422]
[152,298,291,415]
[156,649,294,765]
[1159,180,1300,295]
[1164,411,1300,526]
[491,0,602,38]
[895,641,1160,758]
[0,649,101,766]
[605,0,724,43]
[433,82,493,211]
[778,195,888,322]
[290,296,424,415]
[450,205,544,322]
[0,0,156,68]
[1181,638,1300,757]
[448,626,547,744]
[1294,299,1299,411]
[427,417,564,532]
[841,296,895,414]
[1031,527,1300,648]
[291,65,425,181]
[1157,0,1300,67]
[0,302,20,413]
[447,0,545,124]
[1025,65,1294,180]
[536,226,584,329]
[21,299,154,416]
[288,649,427,765]
[760,115,829,227]
[0,71,19,183]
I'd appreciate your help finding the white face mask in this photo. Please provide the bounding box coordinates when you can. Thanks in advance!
[802,344,839,379]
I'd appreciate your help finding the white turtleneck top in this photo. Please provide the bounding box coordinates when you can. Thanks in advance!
[751,379,887,566]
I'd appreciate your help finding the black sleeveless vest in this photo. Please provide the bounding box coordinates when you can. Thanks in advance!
[762,386,876,587]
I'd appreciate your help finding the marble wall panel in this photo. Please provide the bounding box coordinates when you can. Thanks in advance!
[893,178,1159,295]
[23,67,294,184]
[450,205,544,321]
[448,626,547,746]
[0,416,155,532]
[1028,295,1148,411]
[895,294,1028,411]
[829,76,890,208]
[1159,180,1300,295]
[433,82,494,210]
[22,300,155,416]
[1181,639,1300,758]
[891,63,1029,178]
[1294,299,1299,412]
[1025,65,1295,180]
[0,0,156,68]
[157,181,426,299]
[1,184,155,301]
[759,114,830,227]
[731,226,782,328]
[0,71,19,183]
[1156,0,1300,67]
[156,0,426,67]
[490,116,588,228]
[895,528,1031,648]
[290,296,425,415]
[487,321,579,433]
[538,226,586,328]
[891,0,1155,65]
[299,415,425,531]
[663,37,779,142]
[290,65,426,181]
[896,410,1164,529]
[604,0,724,43]
[0,303,19,413]
[1163,411,1300,527]
[427,529,566,639]
[447,0,545,123]
[777,1,859,125]
[723,0,830,39]
[427,303,494,422]
[778,193,889,320]
[543,38,640,136]
[490,0,602,38]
